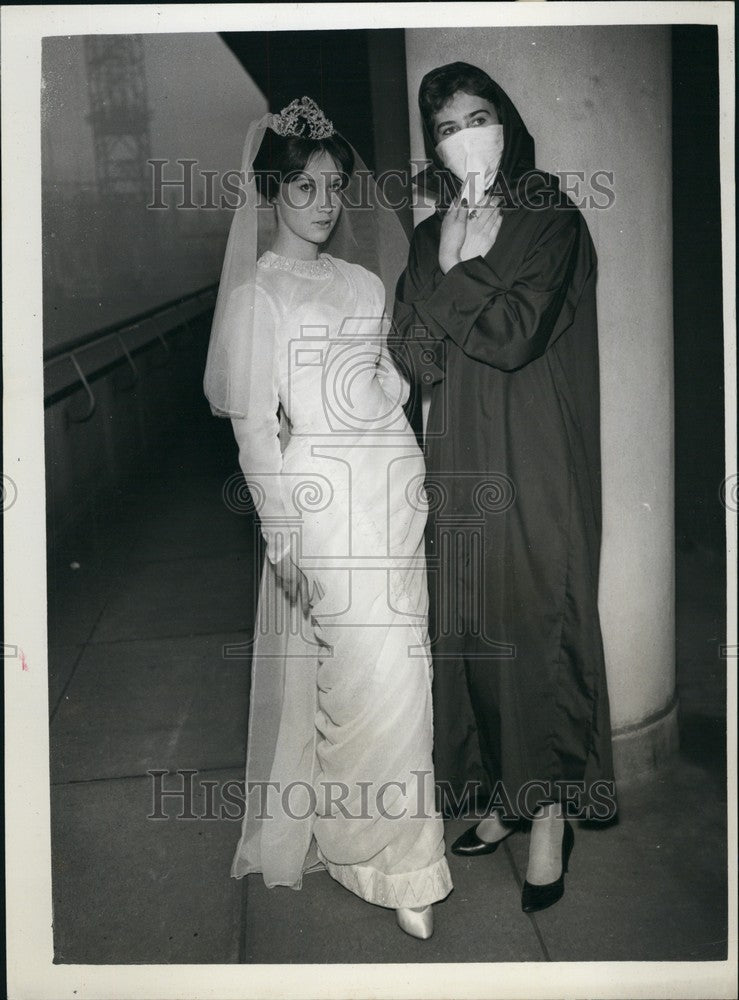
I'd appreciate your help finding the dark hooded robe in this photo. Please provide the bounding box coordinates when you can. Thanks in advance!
[390,75,616,820]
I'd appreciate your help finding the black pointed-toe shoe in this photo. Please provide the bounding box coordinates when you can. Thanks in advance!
[451,823,506,857]
[521,820,574,913]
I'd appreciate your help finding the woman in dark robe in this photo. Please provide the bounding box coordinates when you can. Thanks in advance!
[390,62,616,913]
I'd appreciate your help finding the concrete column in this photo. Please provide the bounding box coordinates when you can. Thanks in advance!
[404,26,676,780]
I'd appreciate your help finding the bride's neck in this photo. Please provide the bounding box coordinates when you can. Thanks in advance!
[270,226,319,262]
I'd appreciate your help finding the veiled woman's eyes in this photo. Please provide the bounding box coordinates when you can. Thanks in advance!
[440,117,490,137]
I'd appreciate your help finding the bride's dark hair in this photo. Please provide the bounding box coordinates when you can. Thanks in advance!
[253,129,355,201]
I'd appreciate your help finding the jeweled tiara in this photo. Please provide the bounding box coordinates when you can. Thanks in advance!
[269,96,336,140]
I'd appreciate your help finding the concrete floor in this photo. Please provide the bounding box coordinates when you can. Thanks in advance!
[47,409,728,965]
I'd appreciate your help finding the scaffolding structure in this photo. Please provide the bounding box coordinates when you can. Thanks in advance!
[83,35,153,197]
[80,35,158,296]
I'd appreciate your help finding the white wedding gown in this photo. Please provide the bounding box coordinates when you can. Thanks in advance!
[229,250,452,908]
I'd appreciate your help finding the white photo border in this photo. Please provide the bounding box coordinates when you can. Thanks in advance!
[2,3,736,998]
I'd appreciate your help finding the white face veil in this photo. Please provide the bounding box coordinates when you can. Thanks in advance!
[203,97,410,420]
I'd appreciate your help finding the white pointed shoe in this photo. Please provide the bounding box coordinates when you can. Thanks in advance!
[395,905,434,940]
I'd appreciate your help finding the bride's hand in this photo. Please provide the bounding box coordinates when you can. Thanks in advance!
[273,551,323,615]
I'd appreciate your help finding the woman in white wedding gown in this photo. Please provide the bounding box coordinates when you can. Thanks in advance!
[203,98,452,939]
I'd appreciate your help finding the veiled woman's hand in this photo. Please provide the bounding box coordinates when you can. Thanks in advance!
[460,195,503,262]
[438,195,468,274]
[273,551,323,616]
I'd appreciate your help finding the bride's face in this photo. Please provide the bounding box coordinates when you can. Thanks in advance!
[273,150,344,248]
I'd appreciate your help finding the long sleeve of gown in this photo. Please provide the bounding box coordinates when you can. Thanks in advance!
[390,226,448,389]
[413,211,580,372]
[376,333,411,406]
[370,269,411,407]
[230,290,291,564]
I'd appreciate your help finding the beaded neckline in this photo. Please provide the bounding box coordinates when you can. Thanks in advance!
[258,250,333,279]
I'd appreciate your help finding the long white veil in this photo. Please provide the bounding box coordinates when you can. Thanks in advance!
[204,100,411,886]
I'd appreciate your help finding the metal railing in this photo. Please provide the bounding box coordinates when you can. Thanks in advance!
[43,282,218,420]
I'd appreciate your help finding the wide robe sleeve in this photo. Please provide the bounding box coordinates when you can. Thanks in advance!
[409,209,581,373]
[230,286,291,565]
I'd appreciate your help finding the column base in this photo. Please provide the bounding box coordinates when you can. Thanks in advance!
[611,694,680,782]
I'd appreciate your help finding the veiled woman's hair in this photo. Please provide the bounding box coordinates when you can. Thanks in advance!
[419,61,502,137]
[253,130,355,201]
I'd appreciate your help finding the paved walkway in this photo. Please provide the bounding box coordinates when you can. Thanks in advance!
[47,407,728,964]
